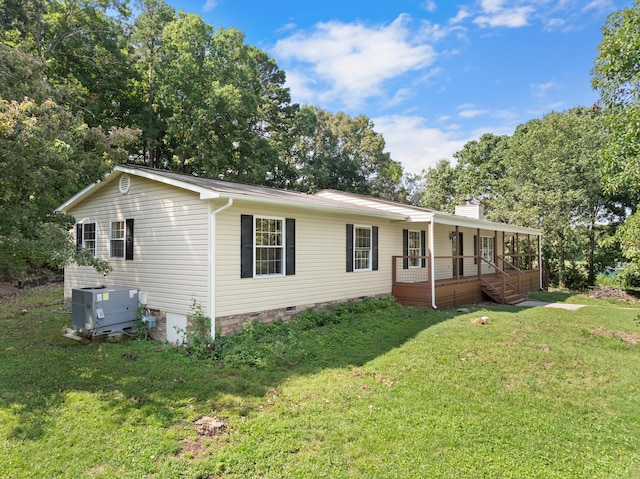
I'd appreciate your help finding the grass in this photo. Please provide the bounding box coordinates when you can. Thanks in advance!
[1,286,640,478]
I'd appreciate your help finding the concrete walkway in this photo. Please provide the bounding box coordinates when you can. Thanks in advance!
[519,300,585,311]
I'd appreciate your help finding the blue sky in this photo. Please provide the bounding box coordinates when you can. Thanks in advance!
[166,0,630,175]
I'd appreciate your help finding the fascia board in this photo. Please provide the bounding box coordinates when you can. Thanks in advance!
[114,165,220,199]
[432,213,541,235]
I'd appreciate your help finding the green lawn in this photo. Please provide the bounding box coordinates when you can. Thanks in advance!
[1,286,639,478]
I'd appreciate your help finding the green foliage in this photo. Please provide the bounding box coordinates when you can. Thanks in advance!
[174,299,215,360]
[203,296,398,369]
[291,106,406,200]
[592,0,640,199]
[0,97,138,278]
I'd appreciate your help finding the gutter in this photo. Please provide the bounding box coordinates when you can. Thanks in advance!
[209,198,233,339]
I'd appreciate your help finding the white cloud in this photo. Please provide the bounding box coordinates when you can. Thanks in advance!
[421,0,437,12]
[458,108,491,118]
[373,115,470,174]
[450,7,472,24]
[531,80,556,98]
[202,0,217,12]
[474,6,534,28]
[274,15,437,109]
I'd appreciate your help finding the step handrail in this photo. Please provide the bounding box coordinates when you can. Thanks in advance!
[479,258,520,295]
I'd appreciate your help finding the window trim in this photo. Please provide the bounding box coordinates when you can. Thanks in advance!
[253,215,285,278]
[110,220,126,259]
[353,225,372,272]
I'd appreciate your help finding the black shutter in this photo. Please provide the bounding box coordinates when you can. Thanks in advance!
[402,229,409,269]
[241,215,253,278]
[286,218,295,276]
[76,223,83,250]
[421,230,426,268]
[372,226,378,271]
[125,219,134,260]
[458,232,464,276]
[346,224,354,272]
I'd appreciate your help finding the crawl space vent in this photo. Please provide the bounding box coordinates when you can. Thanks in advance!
[119,174,130,194]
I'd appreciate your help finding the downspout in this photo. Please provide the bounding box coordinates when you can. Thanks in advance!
[430,219,437,309]
[210,198,233,339]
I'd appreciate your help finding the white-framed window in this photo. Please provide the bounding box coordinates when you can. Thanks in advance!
[82,222,96,257]
[481,236,494,263]
[254,216,284,276]
[354,225,372,271]
[110,220,126,258]
[408,230,421,268]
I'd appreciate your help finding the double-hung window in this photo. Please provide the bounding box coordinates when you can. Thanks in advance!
[346,224,378,273]
[354,226,372,271]
[82,223,96,256]
[76,222,96,257]
[408,230,421,268]
[110,221,125,258]
[255,217,284,276]
[240,215,295,278]
[109,219,134,260]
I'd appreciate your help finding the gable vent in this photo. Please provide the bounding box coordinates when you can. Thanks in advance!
[119,174,131,194]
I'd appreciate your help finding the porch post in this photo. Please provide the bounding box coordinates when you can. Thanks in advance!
[430,220,437,309]
[538,234,543,289]
[516,233,521,293]
[455,226,460,281]
[477,228,481,278]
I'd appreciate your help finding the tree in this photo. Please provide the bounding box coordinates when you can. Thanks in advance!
[0,97,139,278]
[129,0,176,167]
[291,106,405,199]
[4,0,134,128]
[592,0,640,283]
[452,133,510,217]
[414,160,457,212]
[592,0,640,199]
[498,108,609,287]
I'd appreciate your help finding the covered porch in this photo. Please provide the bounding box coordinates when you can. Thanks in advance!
[392,230,543,310]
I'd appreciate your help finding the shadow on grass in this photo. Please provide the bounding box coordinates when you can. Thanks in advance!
[0,292,454,441]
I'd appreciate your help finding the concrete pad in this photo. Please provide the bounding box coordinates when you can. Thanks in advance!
[519,300,585,310]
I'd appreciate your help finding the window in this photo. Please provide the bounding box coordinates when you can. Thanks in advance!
[110,219,134,260]
[408,230,421,268]
[354,226,372,271]
[82,223,96,256]
[346,224,378,272]
[76,222,96,257]
[110,221,125,258]
[481,236,495,263]
[240,215,295,278]
[255,217,284,276]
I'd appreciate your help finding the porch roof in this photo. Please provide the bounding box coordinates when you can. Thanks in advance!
[316,190,541,236]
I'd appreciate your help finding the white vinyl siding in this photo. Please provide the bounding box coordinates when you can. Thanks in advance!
[63,176,211,317]
[215,202,405,318]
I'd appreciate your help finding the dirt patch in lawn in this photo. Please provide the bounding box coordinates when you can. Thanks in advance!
[593,326,640,345]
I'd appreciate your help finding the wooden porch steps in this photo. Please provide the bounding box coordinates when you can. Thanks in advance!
[481,275,525,305]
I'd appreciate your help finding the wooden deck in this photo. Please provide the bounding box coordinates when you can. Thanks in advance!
[392,255,541,309]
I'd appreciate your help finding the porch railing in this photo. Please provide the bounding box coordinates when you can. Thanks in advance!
[392,256,430,284]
